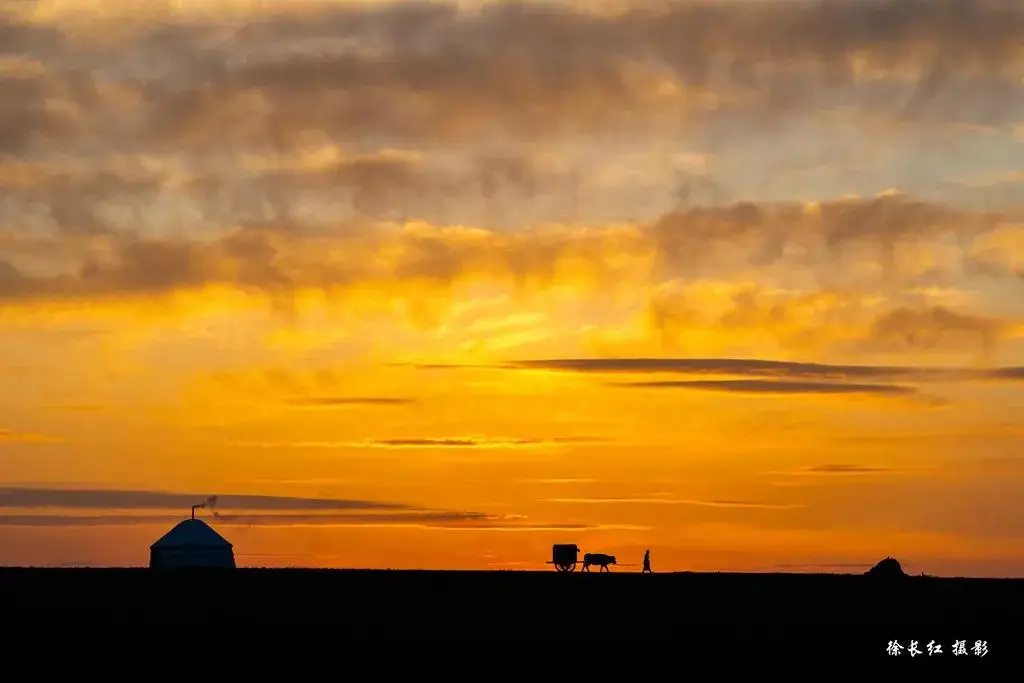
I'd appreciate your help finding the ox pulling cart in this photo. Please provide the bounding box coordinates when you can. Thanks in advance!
[546,544,632,572]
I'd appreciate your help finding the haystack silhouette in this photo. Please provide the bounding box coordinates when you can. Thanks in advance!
[865,556,907,578]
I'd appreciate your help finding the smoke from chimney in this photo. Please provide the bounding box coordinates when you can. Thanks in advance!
[205,495,220,518]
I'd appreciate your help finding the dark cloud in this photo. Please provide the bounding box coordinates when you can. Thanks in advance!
[77,1,1024,152]
[0,486,600,529]
[864,305,1007,353]
[0,72,82,156]
[509,357,905,377]
[0,486,613,530]
[3,1,1022,163]
[283,396,416,407]
[0,512,487,527]
[0,15,64,57]
[0,513,609,531]
[501,357,1024,382]
[0,487,413,511]
[0,511,599,529]
[647,195,1011,282]
[607,379,918,396]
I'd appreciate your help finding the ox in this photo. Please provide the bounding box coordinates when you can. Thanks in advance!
[582,552,617,572]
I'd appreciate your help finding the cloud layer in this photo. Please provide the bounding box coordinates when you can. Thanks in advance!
[4,2,1024,366]
[0,487,588,530]
[7,0,1024,155]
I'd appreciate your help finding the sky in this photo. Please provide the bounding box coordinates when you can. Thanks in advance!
[2,0,1024,576]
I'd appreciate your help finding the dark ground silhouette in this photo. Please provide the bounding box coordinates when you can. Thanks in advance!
[0,567,1019,656]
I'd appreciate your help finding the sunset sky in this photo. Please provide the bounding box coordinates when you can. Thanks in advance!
[2,0,1024,576]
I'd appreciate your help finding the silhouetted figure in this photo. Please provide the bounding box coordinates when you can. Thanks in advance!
[642,548,652,574]
[581,552,616,572]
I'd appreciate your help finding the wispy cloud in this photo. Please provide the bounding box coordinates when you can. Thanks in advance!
[0,429,64,443]
[766,464,923,477]
[302,436,615,449]
[0,487,413,511]
[282,396,416,407]
[0,487,603,531]
[39,404,107,413]
[802,464,895,475]
[607,379,918,396]
[0,512,644,532]
[545,497,802,509]
[230,441,370,449]
[501,358,1024,382]
[0,512,489,528]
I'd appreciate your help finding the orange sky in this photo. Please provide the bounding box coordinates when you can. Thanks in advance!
[2,0,1024,576]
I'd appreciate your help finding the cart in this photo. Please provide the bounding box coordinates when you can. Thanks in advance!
[546,543,581,572]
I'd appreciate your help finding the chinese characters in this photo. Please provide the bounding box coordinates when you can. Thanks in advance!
[887,640,987,656]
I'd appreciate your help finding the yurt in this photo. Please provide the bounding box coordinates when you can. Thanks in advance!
[149,513,235,569]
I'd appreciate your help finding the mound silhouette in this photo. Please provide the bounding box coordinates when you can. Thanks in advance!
[865,556,907,578]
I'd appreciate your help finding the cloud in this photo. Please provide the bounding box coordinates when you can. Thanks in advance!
[643,280,1024,357]
[802,465,894,475]
[0,512,485,528]
[766,464,926,478]
[1,196,1022,351]
[282,396,415,407]
[390,363,497,371]
[226,436,618,450]
[864,305,1008,353]
[39,404,107,412]
[0,487,415,511]
[499,357,1024,383]
[0,429,64,443]
[0,511,621,530]
[355,436,611,449]
[13,0,1024,156]
[3,2,1024,368]
[607,379,918,396]
[545,497,801,509]
[0,486,606,530]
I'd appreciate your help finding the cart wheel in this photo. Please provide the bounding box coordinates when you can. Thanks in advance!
[555,561,576,572]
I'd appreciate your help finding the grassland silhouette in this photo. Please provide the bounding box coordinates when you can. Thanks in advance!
[0,506,1017,656]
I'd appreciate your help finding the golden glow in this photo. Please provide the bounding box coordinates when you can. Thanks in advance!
[3,0,1024,576]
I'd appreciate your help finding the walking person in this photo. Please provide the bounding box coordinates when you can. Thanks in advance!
[642,548,652,574]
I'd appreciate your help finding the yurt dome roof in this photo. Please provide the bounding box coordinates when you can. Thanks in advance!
[150,518,233,550]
